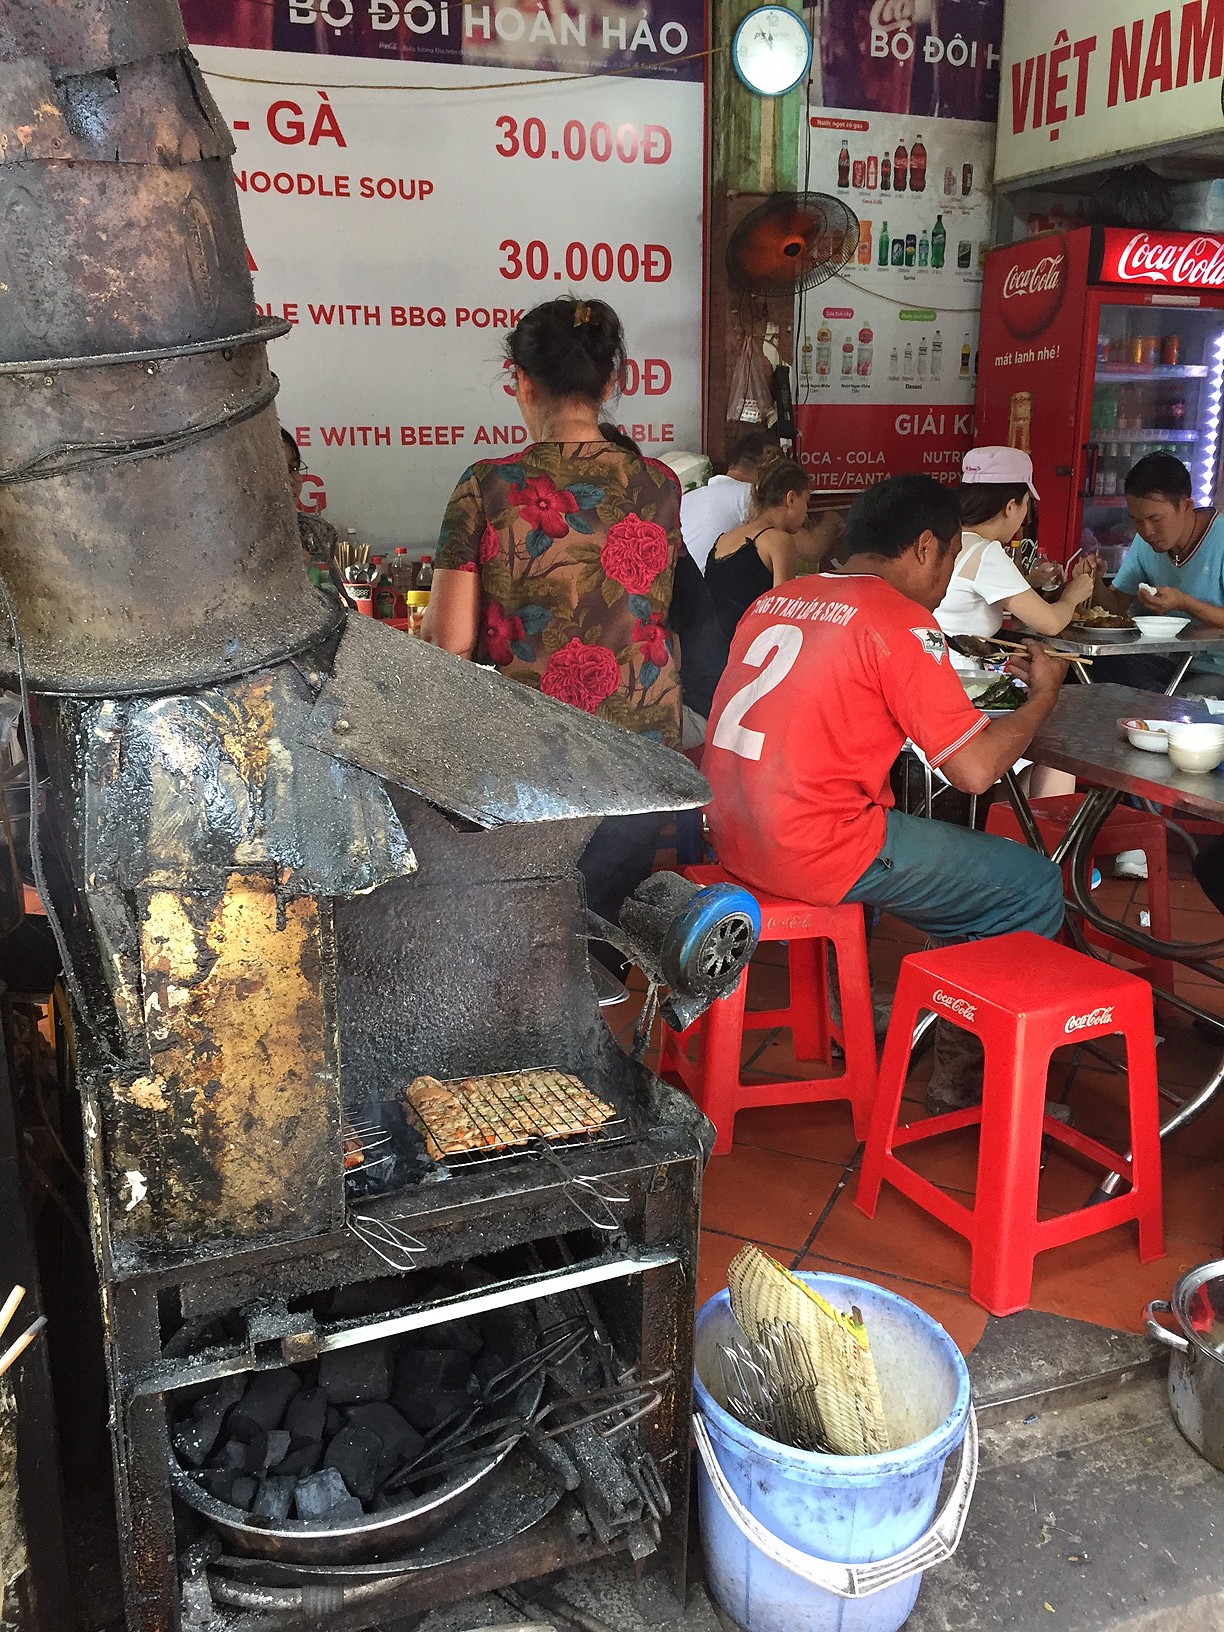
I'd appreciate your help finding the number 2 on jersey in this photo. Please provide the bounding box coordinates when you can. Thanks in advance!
[710,624,803,762]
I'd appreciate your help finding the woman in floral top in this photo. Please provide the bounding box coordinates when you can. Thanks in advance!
[425,296,683,973]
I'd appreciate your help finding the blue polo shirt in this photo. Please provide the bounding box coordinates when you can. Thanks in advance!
[1114,513,1224,674]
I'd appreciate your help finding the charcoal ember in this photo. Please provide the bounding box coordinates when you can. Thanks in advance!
[269,1436,323,1478]
[226,1371,300,1438]
[318,1342,392,1406]
[210,1431,268,1475]
[252,1475,296,1523]
[230,1476,259,1512]
[262,1430,292,1471]
[347,1403,423,1466]
[294,1467,363,1522]
[284,1385,327,1444]
[324,1423,385,1503]
[196,1469,237,1505]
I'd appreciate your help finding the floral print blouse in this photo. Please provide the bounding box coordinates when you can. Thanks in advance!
[436,441,683,748]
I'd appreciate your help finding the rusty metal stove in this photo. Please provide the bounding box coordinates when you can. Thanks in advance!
[0,4,732,1628]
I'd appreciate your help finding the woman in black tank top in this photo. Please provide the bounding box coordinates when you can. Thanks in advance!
[706,448,810,641]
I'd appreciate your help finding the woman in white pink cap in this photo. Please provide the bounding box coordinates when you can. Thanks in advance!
[935,446,1095,638]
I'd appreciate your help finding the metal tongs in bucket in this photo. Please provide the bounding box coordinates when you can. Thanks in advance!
[719,1320,832,1453]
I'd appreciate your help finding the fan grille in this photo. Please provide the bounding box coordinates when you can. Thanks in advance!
[726,192,860,299]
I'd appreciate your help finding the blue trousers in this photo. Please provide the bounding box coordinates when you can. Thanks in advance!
[843,809,1064,944]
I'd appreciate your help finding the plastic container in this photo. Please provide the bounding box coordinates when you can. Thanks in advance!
[693,1272,975,1632]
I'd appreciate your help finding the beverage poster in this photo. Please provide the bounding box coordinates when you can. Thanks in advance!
[795,0,1005,492]
[182,1,705,549]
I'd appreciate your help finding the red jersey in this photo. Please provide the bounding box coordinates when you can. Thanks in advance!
[702,574,989,905]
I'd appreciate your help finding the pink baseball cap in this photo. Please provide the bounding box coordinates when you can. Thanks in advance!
[961,445,1040,500]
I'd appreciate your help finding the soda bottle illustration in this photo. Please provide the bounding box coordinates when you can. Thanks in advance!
[944,166,956,195]
[893,138,908,192]
[904,233,916,267]
[841,335,855,376]
[857,324,873,377]
[816,322,833,376]
[918,230,929,268]
[852,158,866,189]
[910,134,927,192]
[931,214,946,269]
[917,335,929,377]
[889,345,900,380]
[959,334,971,378]
[962,163,974,196]
[903,341,914,380]
[891,236,904,267]
[866,153,878,190]
[800,332,813,384]
[931,329,943,379]
[857,221,872,264]
[881,154,892,191]
[837,140,849,189]
[878,221,890,267]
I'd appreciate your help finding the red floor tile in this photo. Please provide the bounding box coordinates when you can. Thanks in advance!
[699,1144,845,1253]
[804,1182,976,1293]
[1025,1234,1204,1335]
[696,1230,750,1310]
[732,1101,864,1168]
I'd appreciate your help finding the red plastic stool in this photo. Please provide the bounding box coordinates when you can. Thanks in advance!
[658,864,876,1156]
[985,795,1174,994]
[855,931,1164,1317]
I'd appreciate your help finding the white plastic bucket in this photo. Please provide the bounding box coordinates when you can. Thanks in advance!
[693,1272,975,1632]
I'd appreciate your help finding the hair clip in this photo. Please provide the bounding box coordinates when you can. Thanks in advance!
[573,302,592,327]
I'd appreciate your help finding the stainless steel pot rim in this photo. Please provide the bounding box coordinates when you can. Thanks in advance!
[1168,1255,1224,1360]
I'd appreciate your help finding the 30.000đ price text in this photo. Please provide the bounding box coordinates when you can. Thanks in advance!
[498,240,672,282]
[494,117,672,164]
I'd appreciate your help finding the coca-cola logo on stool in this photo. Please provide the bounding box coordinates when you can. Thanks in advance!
[999,233,1067,341]
[1102,231,1224,291]
[933,989,977,1022]
[1064,1006,1114,1035]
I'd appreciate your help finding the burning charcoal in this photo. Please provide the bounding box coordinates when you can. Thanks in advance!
[347,1403,423,1466]
[226,1371,300,1438]
[230,1477,259,1512]
[210,1432,268,1475]
[196,1469,237,1505]
[318,1342,392,1406]
[252,1476,296,1523]
[270,1436,323,1477]
[294,1467,363,1522]
[284,1385,327,1444]
[262,1430,292,1471]
[324,1423,385,1503]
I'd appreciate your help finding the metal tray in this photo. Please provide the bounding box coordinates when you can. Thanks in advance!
[1065,622,1140,643]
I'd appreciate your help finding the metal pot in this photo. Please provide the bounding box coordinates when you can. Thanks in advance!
[1145,1258,1224,1472]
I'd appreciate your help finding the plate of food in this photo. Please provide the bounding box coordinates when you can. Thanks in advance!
[966,675,1028,716]
[1066,606,1139,641]
[1119,717,1170,753]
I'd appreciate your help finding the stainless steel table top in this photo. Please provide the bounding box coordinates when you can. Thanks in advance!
[1015,621,1224,660]
[1027,683,1224,817]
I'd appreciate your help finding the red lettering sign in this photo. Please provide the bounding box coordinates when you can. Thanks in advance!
[1095,228,1224,289]
[998,233,1068,340]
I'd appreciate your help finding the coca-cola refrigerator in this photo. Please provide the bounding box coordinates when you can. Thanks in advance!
[976,226,1224,566]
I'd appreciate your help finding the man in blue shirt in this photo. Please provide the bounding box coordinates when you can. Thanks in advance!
[1093,452,1224,694]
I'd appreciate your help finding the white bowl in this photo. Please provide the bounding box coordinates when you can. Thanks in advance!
[1133,616,1191,639]
[1119,717,1169,753]
[1167,722,1224,751]
[1168,743,1224,774]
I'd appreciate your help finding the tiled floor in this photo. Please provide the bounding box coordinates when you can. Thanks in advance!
[610,840,1224,1359]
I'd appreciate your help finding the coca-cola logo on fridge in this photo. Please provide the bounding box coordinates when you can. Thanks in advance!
[1099,231,1224,290]
[999,235,1067,341]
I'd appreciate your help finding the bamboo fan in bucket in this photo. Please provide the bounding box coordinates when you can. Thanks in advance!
[727,1245,890,1456]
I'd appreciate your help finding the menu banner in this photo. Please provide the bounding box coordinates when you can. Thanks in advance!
[188,43,704,548]
[795,0,1004,491]
[996,0,1224,185]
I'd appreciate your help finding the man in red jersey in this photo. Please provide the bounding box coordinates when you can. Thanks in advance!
[703,474,1068,1110]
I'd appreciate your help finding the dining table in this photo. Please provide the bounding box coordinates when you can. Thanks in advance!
[1005,682,1224,1195]
[1021,619,1224,694]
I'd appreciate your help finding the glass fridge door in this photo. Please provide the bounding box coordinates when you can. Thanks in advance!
[1080,302,1224,570]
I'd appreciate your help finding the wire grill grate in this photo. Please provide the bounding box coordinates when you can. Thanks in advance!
[401,1067,628,1168]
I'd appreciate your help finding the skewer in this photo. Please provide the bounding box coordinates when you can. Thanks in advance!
[0,1315,46,1378]
[0,1284,24,1344]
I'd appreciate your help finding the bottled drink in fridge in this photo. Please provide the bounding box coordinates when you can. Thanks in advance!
[816,322,833,376]
[904,233,916,267]
[857,324,873,376]
[837,140,849,189]
[931,214,946,268]
[866,153,878,190]
[878,221,890,267]
[893,138,908,192]
[931,329,942,378]
[918,230,929,268]
[1162,334,1181,366]
[909,134,927,192]
[881,154,892,190]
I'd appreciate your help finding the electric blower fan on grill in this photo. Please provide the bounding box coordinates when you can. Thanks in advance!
[725,192,859,427]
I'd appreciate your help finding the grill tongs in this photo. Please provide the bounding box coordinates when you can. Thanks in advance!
[381,1320,668,1497]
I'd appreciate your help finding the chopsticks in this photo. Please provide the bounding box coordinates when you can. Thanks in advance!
[987,637,1093,668]
[0,1284,46,1379]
